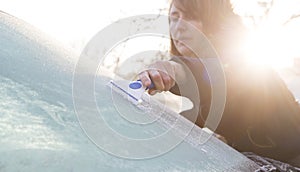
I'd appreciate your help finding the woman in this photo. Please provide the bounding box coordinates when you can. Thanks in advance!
[139,0,300,166]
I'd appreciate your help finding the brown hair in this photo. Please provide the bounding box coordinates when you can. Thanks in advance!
[169,0,245,58]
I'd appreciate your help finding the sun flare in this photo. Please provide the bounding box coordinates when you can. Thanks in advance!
[243,26,295,68]
[233,0,300,69]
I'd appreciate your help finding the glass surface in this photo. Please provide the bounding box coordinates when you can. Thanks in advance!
[0,12,259,171]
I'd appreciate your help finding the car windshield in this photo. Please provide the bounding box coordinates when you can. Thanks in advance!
[0,12,260,171]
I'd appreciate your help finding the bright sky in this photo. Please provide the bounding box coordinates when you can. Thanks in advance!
[0,0,169,53]
[1,0,300,68]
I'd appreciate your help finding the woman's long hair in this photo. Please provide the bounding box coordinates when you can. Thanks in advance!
[169,0,246,59]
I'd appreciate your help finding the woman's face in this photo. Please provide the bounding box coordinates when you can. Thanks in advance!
[169,3,204,57]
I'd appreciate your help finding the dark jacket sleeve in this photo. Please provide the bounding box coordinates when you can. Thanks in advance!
[169,56,212,127]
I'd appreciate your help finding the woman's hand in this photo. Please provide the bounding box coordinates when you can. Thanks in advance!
[139,60,185,95]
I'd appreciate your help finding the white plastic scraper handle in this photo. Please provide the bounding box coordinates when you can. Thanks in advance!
[128,80,154,104]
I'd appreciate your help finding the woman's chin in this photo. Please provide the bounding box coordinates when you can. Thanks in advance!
[177,47,194,57]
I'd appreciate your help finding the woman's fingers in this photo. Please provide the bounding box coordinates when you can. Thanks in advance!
[138,71,152,87]
[138,70,162,95]
[148,69,165,91]
[139,61,177,95]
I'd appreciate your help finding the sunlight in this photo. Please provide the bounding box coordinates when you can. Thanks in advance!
[243,26,294,68]
[0,0,168,53]
[1,0,299,68]
[233,0,300,69]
